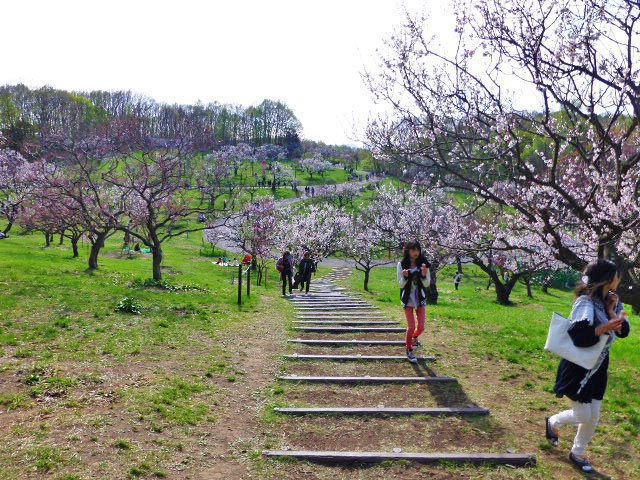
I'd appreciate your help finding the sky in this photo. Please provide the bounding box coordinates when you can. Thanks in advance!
[1,0,456,146]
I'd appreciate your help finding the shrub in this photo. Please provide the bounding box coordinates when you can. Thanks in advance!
[130,278,209,293]
[115,297,142,315]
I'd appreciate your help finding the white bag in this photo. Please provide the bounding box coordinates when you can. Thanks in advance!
[544,312,608,370]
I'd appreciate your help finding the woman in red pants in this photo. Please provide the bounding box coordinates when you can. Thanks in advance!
[397,240,430,363]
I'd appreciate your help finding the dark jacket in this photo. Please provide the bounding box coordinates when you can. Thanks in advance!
[298,258,315,279]
[277,254,294,279]
[398,256,431,307]
[554,296,630,402]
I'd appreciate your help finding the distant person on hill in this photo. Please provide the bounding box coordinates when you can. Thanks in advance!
[297,251,316,294]
[222,255,228,266]
[311,186,315,197]
[453,271,463,290]
[216,257,223,265]
[134,243,141,252]
[545,259,630,473]
[397,240,431,364]
[231,257,239,267]
[276,250,295,296]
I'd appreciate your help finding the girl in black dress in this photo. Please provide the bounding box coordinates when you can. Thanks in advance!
[545,260,630,472]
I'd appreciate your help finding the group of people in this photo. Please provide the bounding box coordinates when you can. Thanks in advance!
[276,250,316,295]
[396,240,630,473]
[213,254,251,267]
[213,256,239,267]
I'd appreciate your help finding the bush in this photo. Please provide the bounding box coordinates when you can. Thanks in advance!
[130,278,209,293]
[115,297,142,315]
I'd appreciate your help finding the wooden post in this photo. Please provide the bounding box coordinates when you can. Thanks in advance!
[247,268,251,297]
[237,264,243,305]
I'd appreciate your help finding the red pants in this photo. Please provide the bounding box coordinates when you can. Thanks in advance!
[404,306,426,349]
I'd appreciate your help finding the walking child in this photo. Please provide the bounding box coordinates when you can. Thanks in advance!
[397,240,431,363]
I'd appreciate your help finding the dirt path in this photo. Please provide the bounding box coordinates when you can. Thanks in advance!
[195,294,287,479]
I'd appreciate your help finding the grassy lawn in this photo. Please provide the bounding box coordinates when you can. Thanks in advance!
[2,227,637,479]
[0,227,284,479]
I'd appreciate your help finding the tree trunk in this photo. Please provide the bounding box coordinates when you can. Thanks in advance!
[456,256,463,273]
[425,281,439,304]
[152,246,163,281]
[619,276,640,314]
[45,232,51,247]
[3,221,13,235]
[59,233,64,245]
[526,278,533,298]
[71,238,79,258]
[88,232,107,269]
[363,268,371,292]
[494,281,512,305]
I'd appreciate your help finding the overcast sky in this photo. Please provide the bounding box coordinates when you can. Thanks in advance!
[1,0,456,146]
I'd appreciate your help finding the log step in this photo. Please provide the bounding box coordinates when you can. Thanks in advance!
[278,376,457,384]
[295,307,379,310]
[295,315,387,319]
[273,407,489,416]
[293,321,399,325]
[262,450,536,466]
[293,327,406,333]
[283,354,436,361]
[288,339,405,346]
[293,304,372,308]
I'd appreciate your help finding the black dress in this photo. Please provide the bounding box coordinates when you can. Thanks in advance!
[553,296,630,403]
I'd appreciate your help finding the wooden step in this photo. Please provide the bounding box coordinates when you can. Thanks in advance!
[278,376,457,384]
[293,327,406,333]
[292,303,372,307]
[293,321,399,325]
[288,339,405,346]
[273,407,489,416]
[295,314,387,318]
[262,450,536,466]
[283,354,436,361]
[295,306,379,310]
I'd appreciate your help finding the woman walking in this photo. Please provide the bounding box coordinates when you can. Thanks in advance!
[397,240,431,363]
[276,250,295,296]
[545,259,630,472]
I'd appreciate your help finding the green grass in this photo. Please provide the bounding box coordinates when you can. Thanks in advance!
[0,225,277,478]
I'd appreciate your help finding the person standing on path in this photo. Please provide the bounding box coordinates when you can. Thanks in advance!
[397,240,431,363]
[297,251,316,294]
[545,259,630,473]
[276,250,295,296]
[454,271,463,290]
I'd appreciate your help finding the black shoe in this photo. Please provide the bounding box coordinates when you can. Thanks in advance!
[545,416,559,446]
[569,452,593,472]
[406,349,418,364]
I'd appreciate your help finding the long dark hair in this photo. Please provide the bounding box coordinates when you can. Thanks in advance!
[401,240,430,270]
[575,259,620,299]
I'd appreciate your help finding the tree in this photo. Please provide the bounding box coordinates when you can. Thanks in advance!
[104,143,216,280]
[0,147,39,234]
[299,153,333,180]
[39,122,137,270]
[366,0,640,311]
[275,204,350,263]
[341,206,393,291]
[212,198,279,286]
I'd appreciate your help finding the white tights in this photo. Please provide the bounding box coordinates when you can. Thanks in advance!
[549,400,602,456]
